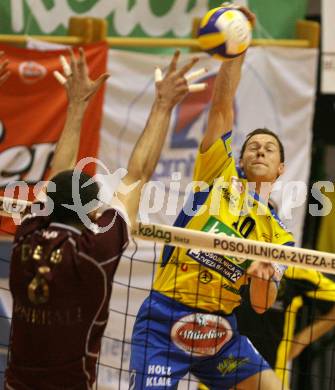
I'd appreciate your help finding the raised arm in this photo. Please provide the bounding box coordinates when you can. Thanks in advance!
[0,51,10,86]
[49,48,109,179]
[116,51,206,225]
[201,6,256,153]
[288,305,335,361]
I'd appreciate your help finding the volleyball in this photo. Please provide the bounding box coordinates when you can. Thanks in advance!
[198,6,252,60]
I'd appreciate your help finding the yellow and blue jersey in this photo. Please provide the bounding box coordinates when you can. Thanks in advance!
[153,132,295,314]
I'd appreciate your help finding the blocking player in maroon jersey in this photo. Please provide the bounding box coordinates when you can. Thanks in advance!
[4,49,205,390]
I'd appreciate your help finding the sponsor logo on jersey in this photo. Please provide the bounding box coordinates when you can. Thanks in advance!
[180,263,188,272]
[171,313,233,357]
[217,354,249,377]
[187,248,244,283]
[186,217,249,283]
[42,231,59,239]
[199,270,212,284]
[145,365,172,387]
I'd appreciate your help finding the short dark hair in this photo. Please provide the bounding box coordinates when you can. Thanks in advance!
[46,170,99,225]
[239,128,285,163]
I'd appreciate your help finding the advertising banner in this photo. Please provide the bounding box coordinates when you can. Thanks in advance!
[0,0,307,40]
[0,41,108,233]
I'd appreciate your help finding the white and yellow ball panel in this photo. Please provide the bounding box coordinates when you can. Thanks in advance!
[198,7,252,59]
[197,32,227,50]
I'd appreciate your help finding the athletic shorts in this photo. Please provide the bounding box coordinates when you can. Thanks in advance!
[129,291,270,390]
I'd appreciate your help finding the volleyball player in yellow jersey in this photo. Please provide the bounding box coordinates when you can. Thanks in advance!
[130,5,294,390]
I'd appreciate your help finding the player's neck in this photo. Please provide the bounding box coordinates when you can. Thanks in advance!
[254,181,273,204]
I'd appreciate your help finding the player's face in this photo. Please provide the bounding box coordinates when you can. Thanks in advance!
[239,134,284,184]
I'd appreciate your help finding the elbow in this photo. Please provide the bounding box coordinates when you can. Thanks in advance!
[127,163,151,183]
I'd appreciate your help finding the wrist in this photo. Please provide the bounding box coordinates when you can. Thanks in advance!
[154,96,174,112]
[270,263,286,290]
[67,100,88,112]
[270,277,280,289]
[271,262,287,280]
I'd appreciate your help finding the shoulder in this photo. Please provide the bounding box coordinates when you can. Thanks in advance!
[269,206,290,232]
[199,132,233,158]
[249,195,295,244]
[78,208,129,264]
[15,213,50,243]
[268,207,295,244]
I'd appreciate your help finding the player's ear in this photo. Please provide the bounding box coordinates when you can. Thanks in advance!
[277,162,285,177]
[239,159,244,169]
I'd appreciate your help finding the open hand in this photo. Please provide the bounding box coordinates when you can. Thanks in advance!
[154,50,208,109]
[54,47,110,104]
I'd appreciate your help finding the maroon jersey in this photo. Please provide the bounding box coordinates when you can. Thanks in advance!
[5,208,128,390]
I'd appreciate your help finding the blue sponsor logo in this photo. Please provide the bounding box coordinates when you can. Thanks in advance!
[187,248,244,283]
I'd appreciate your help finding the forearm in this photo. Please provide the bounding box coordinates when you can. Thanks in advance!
[213,57,243,107]
[202,55,244,152]
[301,307,335,344]
[250,278,278,314]
[127,99,172,181]
[288,306,335,360]
[49,101,87,178]
[115,100,172,226]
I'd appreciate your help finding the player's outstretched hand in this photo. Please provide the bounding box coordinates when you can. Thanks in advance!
[53,47,110,104]
[221,2,256,28]
[0,52,10,86]
[154,50,208,109]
